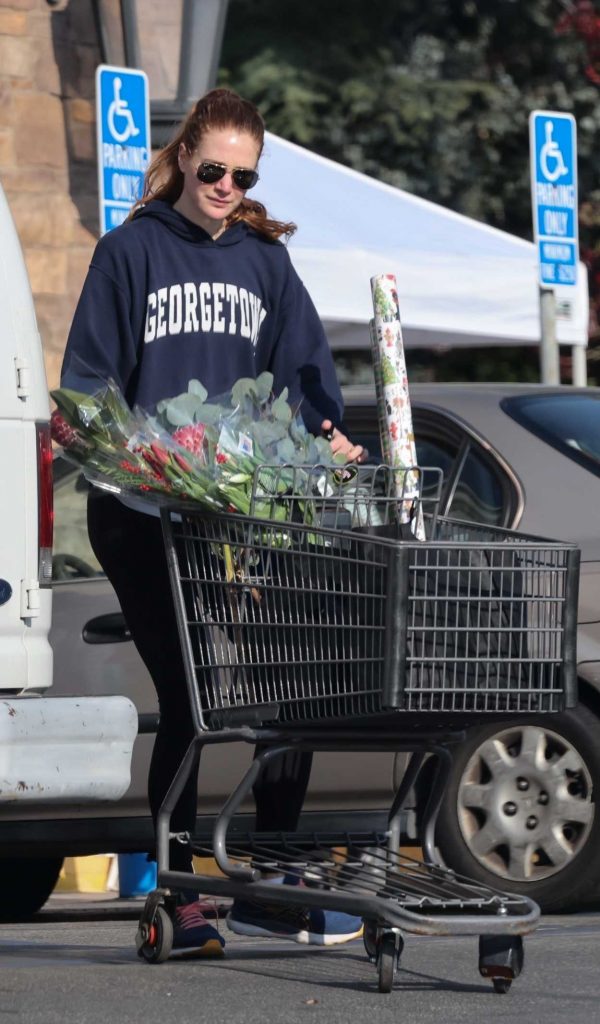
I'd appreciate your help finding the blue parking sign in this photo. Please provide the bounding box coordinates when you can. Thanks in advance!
[95,65,151,235]
[529,110,578,287]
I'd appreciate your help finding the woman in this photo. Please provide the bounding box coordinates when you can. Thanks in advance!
[60,88,364,956]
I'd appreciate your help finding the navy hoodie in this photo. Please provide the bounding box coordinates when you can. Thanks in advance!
[61,201,343,434]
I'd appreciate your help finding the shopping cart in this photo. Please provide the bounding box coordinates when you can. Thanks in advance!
[135,464,580,994]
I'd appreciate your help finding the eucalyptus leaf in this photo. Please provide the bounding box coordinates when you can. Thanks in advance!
[289,417,308,445]
[196,403,225,425]
[252,419,290,449]
[304,437,320,464]
[275,438,297,462]
[187,379,208,402]
[271,394,292,424]
[159,394,206,426]
[254,371,274,403]
[231,377,257,408]
[313,436,334,459]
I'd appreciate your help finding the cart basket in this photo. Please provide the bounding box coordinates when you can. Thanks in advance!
[161,493,579,730]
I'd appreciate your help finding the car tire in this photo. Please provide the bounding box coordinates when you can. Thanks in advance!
[435,706,600,912]
[0,857,64,920]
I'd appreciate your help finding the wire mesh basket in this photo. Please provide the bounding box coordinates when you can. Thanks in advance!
[248,462,442,533]
[161,464,579,730]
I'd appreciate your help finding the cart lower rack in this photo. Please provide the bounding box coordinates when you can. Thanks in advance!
[135,466,579,994]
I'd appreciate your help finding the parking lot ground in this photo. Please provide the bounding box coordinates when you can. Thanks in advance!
[1,899,600,1024]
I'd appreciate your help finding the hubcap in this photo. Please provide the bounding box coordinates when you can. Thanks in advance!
[457,725,594,882]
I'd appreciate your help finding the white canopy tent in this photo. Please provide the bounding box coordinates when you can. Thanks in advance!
[257,132,589,353]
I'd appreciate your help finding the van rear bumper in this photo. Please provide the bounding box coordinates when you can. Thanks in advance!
[0,696,137,803]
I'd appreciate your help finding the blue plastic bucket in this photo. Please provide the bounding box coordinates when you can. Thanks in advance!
[118,853,157,897]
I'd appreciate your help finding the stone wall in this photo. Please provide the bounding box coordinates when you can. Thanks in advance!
[0,0,100,391]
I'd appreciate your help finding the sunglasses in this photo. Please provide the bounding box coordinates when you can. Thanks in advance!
[196,160,259,191]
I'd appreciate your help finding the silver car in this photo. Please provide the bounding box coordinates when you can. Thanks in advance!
[2,383,599,918]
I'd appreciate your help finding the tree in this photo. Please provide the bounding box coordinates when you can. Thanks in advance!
[220,0,600,365]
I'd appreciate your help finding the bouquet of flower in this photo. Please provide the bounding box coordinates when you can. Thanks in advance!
[50,372,351,522]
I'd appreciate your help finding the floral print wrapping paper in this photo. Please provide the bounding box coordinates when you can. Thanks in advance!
[370,273,425,539]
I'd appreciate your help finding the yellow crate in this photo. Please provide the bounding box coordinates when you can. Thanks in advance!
[54,855,115,893]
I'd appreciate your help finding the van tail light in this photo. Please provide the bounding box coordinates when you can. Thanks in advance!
[36,422,54,585]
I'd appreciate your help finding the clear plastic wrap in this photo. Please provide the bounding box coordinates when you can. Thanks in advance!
[51,372,347,519]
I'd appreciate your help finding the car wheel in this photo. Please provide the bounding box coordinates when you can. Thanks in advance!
[435,707,600,912]
[0,857,64,920]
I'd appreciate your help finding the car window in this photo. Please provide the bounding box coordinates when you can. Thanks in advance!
[414,437,455,509]
[344,403,515,527]
[414,437,454,476]
[349,429,455,513]
[448,447,505,525]
[53,465,103,581]
[341,428,455,472]
[503,393,600,478]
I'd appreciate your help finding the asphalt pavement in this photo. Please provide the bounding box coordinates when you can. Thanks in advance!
[0,895,599,1023]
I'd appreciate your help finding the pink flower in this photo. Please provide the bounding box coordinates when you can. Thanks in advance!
[172,423,206,455]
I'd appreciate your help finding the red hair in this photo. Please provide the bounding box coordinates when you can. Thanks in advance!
[129,88,296,242]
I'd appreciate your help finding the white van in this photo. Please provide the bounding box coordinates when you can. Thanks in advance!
[0,186,53,694]
[0,182,137,914]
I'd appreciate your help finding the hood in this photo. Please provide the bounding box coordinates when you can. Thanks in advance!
[133,200,249,247]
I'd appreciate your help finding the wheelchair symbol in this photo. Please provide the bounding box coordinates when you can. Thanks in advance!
[540,120,568,183]
[107,77,140,144]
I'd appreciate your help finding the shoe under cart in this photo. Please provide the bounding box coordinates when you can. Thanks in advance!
[135,465,580,994]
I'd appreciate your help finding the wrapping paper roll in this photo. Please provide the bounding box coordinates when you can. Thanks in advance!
[369,319,392,466]
[370,274,425,539]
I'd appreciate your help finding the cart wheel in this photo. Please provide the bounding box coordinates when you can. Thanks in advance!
[363,920,378,962]
[478,934,523,987]
[377,931,403,994]
[137,905,174,964]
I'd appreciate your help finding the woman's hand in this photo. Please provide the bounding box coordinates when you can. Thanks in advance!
[321,420,367,464]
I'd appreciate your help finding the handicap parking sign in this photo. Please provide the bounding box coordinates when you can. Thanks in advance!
[529,110,578,287]
[95,65,151,235]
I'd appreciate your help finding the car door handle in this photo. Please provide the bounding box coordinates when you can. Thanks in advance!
[82,612,132,644]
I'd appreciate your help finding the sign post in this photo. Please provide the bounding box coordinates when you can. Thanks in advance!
[529,110,581,385]
[95,65,155,898]
[95,64,151,236]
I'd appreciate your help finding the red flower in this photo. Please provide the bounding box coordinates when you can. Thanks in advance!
[150,442,169,466]
[216,452,228,464]
[51,409,86,450]
[141,450,167,478]
[173,452,192,473]
[119,459,142,474]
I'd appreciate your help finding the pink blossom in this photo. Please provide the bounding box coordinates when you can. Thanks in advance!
[173,423,206,455]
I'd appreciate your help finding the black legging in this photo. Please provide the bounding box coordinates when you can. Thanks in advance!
[87,490,312,873]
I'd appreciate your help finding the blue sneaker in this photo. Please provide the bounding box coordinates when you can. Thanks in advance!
[172,901,225,958]
[226,899,363,946]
